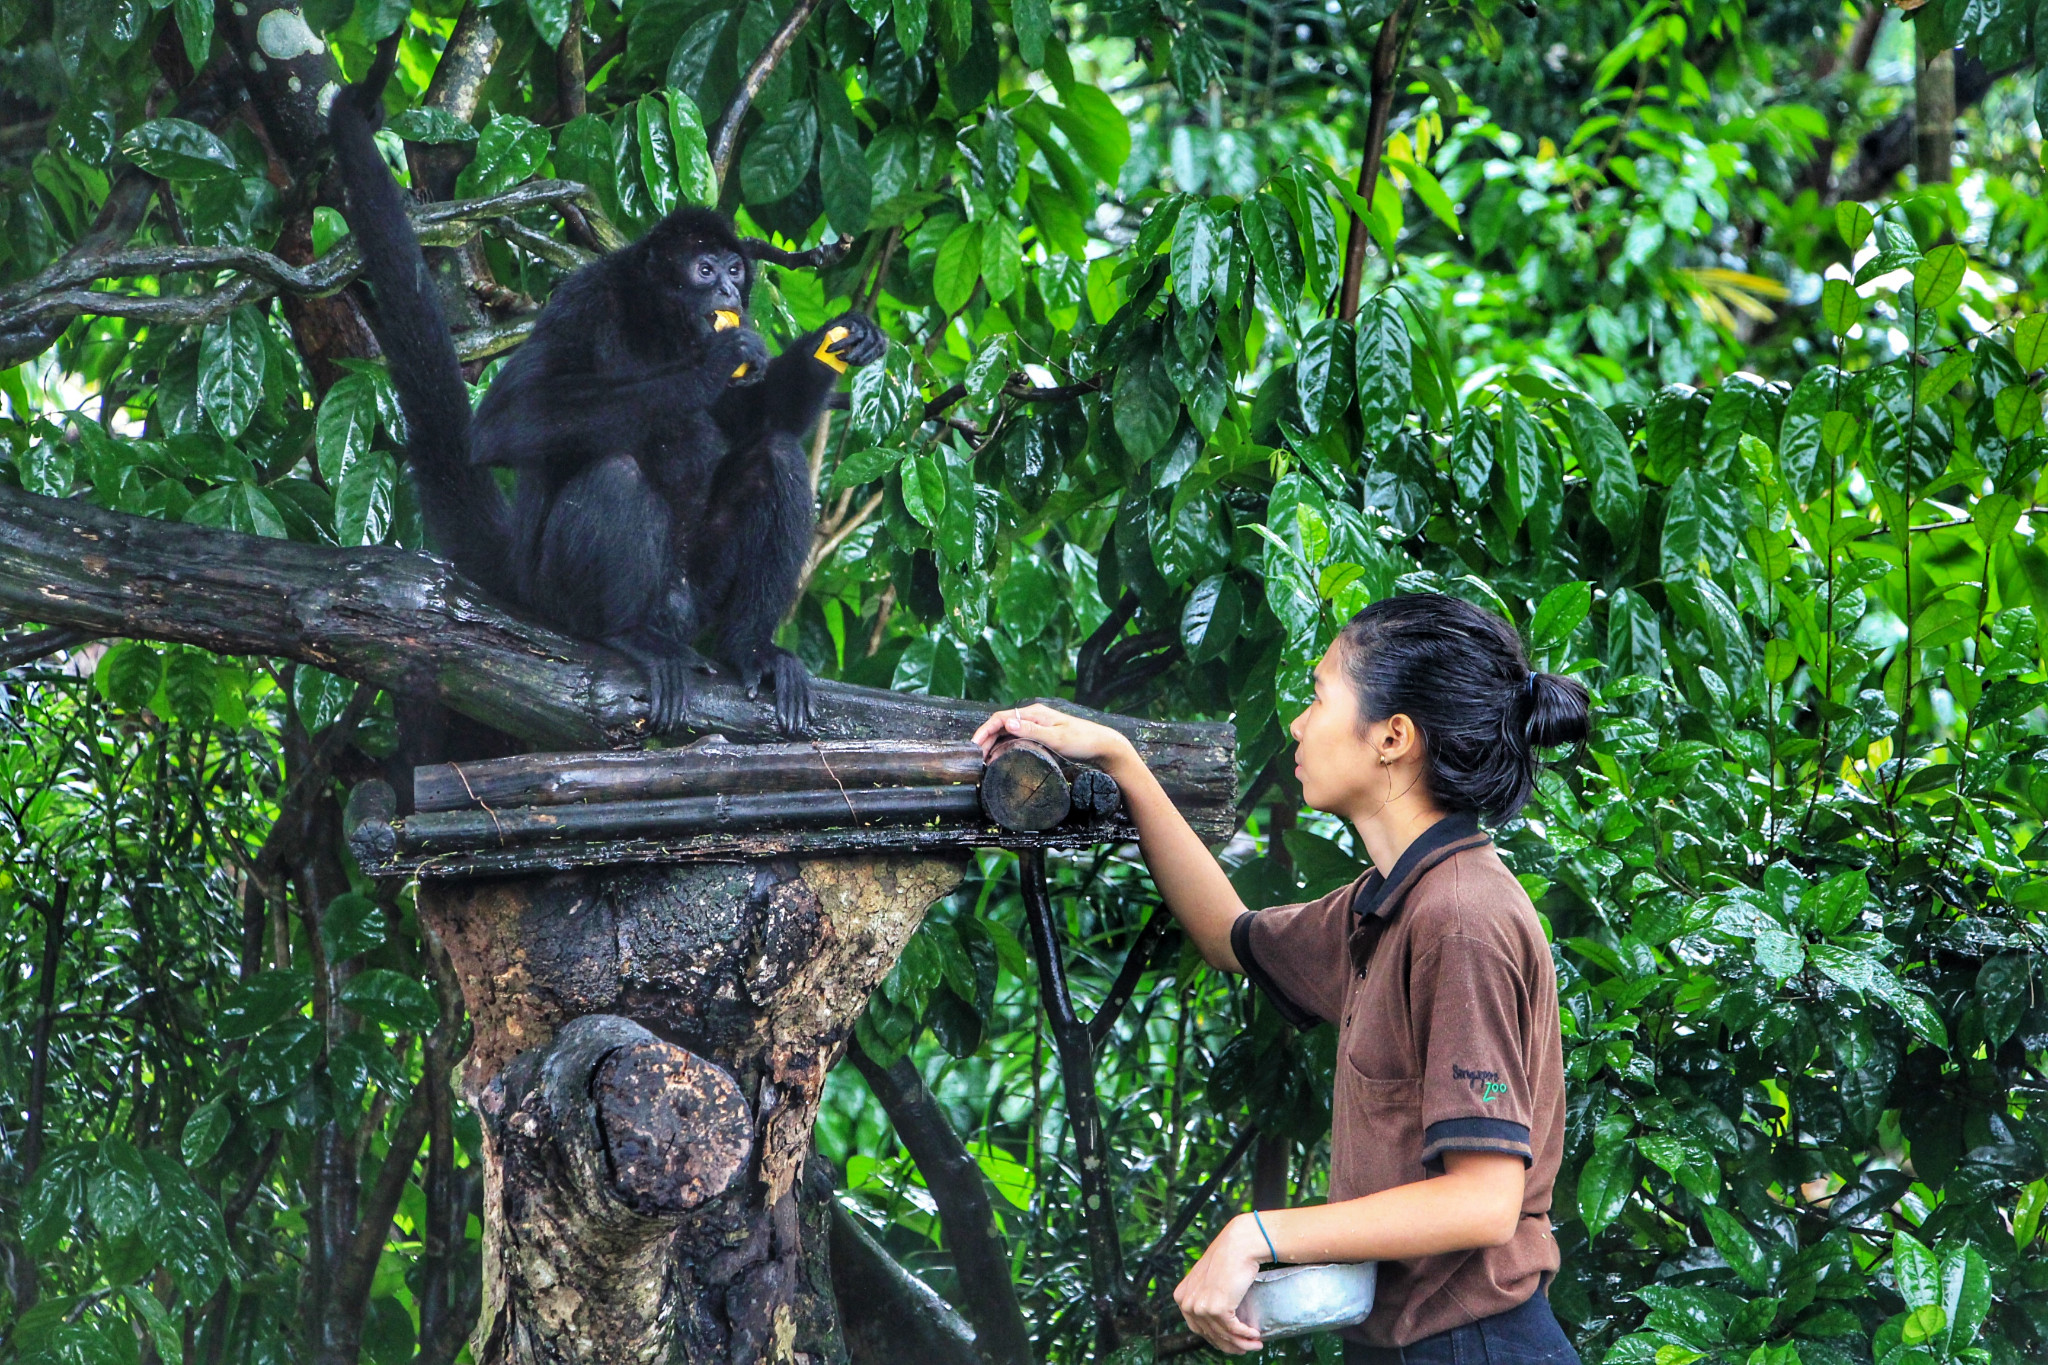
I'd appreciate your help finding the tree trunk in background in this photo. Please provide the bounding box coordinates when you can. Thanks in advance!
[419,855,964,1363]
[1916,33,1955,185]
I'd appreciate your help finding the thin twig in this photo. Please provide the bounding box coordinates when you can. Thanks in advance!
[711,0,830,185]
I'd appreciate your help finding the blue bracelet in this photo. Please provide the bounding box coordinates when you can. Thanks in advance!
[1251,1208,1278,1264]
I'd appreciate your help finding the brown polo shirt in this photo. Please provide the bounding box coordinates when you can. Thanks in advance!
[1229,812,1565,1348]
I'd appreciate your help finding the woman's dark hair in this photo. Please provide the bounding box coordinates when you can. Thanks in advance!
[1336,593,1590,822]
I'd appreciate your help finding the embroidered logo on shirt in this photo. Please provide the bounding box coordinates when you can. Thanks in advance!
[1452,1063,1510,1103]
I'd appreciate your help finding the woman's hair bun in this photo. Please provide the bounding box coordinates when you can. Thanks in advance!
[1525,672,1591,750]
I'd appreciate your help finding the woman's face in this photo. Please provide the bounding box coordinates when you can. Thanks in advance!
[1289,643,1388,817]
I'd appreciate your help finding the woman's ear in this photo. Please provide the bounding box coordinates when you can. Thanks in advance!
[1382,713,1423,764]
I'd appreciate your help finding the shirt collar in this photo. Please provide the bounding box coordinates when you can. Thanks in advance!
[1350,811,1490,923]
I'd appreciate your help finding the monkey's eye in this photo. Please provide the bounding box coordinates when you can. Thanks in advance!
[694,259,715,281]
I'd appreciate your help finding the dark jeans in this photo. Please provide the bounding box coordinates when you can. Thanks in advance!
[1341,1292,1581,1365]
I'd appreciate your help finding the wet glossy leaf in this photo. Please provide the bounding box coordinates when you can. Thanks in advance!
[339,968,438,1031]
[118,118,238,181]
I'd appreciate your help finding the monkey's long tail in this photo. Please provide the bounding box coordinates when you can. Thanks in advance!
[327,53,516,601]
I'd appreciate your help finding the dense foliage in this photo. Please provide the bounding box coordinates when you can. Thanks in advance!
[3,0,2048,1362]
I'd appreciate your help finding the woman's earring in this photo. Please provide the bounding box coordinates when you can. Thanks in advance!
[1378,755,1392,766]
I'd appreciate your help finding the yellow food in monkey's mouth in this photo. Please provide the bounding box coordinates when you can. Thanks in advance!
[713,311,749,377]
[814,325,851,374]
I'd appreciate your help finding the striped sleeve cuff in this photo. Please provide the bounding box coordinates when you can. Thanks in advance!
[1421,1116,1533,1172]
[1231,911,1321,1032]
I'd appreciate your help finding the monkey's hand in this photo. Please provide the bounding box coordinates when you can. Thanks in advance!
[714,329,772,387]
[815,313,888,370]
[737,645,814,736]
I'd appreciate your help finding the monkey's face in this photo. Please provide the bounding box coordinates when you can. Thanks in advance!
[678,247,749,340]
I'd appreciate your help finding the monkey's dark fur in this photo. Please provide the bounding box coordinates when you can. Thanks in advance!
[325,46,883,734]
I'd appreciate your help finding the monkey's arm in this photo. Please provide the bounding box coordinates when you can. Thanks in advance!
[716,313,885,439]
[472,332,769,468]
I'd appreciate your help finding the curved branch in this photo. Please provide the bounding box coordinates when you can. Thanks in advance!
[0,182,595,335]
[711,0,830,186]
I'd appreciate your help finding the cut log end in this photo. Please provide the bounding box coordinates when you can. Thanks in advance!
[591,1037,752,1217]
[345,777,398,863]
[1070,767,1122,819]
[979,738,1071,832]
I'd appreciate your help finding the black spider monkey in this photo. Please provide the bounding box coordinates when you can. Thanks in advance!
[325,40,885,735]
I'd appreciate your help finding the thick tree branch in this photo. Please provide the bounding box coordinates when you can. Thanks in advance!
[1337,1,1414,321]
[1087,906,1174,1049]
[1020,849,1129,1350]
[0,489,1238,830]
[711,0,830,186]
[848,1051,1035,1365]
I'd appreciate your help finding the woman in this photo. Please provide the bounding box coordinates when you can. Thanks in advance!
[973,594,1589,1363]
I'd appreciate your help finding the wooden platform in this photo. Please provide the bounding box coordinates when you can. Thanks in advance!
[348,724,1236,879]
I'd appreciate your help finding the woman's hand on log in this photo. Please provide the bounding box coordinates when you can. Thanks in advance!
[1172,1215,1267,1355]
[973,704,1137,774]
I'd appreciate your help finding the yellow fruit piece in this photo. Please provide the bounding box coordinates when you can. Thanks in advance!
[732,362,750,379]
[713,310,740,332]
[814,325,851,373]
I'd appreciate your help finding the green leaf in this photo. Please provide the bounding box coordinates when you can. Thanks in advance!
[1940,1240,1990,1346]
[1801,869,1868,935]
[932,219,982,313]
[1901,1304,1947,1349]
[455,115,549,198]
[1976,953,2032,1047]
[1638,1131,1718,1200]
[1497,393,1543,519]
[2013,313,2048,371]
[124,1286,184,1365]
[173,0,211,70]
[1577,1141,1636,1234]
[893,0,927,55]
[1181,573,1243,664]
[1112,349,1177,462]
[1894,1230,1940,1311]
[387,107,477,144]
[199,307,264,439]
[1835,200,1874,249]
[1171,201,1231,310]
[819,121,872,235]
[180,1096,232,1168]
[95,640,163,711]
[1011,0,1049,64]
[334,452,397,547]
[901,453,945,528]
[1562,396,1640,534]
[321,892,386,962]
[665,93,717,207]
[140,1152,230,1299]
[1045,84,1129,182]
[739,102,818,204]
[118,117,239,181]
[526,0,570,46]
[1702,1206,1770,1290]
[1912,244,1966,311]
[185,482,288,539]
[1819,277,1861,336]
[87,1138,153,1237]
[339,968,439,1031]
[1530,581,1591,653]
[981,216,1022,302]
[216,968,312,1041]
[1294,318,1346,436]
[2014,1178,2047,1250]
[1354,295,1412,448]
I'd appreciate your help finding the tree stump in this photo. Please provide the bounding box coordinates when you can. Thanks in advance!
[420,854,964,1364]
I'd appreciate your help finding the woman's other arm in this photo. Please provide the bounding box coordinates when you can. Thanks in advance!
[972,703,1249,971]
[1173,1152,1528,1355]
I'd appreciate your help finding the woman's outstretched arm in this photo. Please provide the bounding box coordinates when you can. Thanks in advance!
[973,703,1249,971]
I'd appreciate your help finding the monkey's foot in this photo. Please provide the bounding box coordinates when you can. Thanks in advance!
[622,650,700,736]
[736,647,814,737]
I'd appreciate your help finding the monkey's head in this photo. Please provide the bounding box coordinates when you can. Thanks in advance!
[643,208,858,344]
[646,209,755,345]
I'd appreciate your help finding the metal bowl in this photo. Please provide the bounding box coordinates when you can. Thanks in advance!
[1236,1261,1378,1341]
